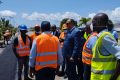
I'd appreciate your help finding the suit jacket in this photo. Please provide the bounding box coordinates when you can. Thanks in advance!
[51,31,60,38]
[63,27,83,59]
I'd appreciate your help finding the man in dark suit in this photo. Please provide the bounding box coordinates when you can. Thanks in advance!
[51,24,60,38]
[63,19,83,80]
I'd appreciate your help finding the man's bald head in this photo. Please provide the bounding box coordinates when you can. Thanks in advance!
[92,13,109,27]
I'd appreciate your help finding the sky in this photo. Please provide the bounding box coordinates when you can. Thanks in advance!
[0,0,120,27]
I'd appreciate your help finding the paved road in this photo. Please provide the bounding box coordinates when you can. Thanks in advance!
[0,44,17,80]
[0,44,67,80]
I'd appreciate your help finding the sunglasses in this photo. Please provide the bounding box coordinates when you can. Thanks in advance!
[66,23,70,25]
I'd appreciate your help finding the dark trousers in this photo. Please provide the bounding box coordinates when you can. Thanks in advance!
[4,36,8,45]
[35,67,56,80]
[83,63,91,80]
[66,58,79,80]
[18,56,29,80]
[61,56,66,72]
[76,59,83,80]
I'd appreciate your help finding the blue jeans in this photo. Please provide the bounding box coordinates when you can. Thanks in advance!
[83,63,91,80]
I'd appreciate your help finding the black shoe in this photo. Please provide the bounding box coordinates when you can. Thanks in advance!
[64,74,68,79]
[56,71,60,75]
[24,77,32,80]
[57,71,65,77]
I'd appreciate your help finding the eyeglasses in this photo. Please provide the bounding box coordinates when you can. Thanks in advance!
[66,23,69,25]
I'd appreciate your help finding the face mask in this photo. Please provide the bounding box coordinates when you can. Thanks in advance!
[20,30,27,35]
[63,30,67,33]
[35,31,40,34]
[90,24,93,31]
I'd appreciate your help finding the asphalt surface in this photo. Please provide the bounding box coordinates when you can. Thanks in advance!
[0,42,67,80]
[0,44,17,80]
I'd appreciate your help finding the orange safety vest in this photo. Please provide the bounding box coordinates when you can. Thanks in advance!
[16,35,30,57]
[30,32,40,42]
[59,32,65,48]
[35,33,59,71]
[82,32,98,65]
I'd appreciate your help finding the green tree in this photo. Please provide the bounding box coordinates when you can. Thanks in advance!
[0,17,16,40]
[78,17,91,26]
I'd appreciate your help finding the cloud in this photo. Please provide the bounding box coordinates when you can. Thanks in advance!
[22,12,81,21]
[22,13,28,18]
[88,7,120,23]
[61,12,81,20]
[0,10,16,17]
[88,13,96,18]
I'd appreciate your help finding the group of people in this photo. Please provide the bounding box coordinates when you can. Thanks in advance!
[12,13,120,80]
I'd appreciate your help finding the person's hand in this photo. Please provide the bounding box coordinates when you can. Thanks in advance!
[69,57,74,62]
[59,38,64,42]
[78,57,81,61]
[30,67,35,78]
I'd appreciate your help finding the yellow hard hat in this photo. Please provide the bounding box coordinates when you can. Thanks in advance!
[62,24,67,30]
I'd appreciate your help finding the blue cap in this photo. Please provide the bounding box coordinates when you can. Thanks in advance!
[19,24,27,30]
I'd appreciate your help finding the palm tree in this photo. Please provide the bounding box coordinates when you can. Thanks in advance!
[78,17,91,27]
[0,18,16,40]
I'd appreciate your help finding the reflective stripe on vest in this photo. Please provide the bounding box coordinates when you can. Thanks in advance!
[36,52,57,56]
[82,32,98,65]
[16,35,30,56]
[18,50,30,54]
[82,55,92,60]
[83,49,92,54]
[92,57,116,62]
[35,33,59,71]
[91,68,115,74]
[36,60,57,66]
[91,32,117,80]
[16,46,29,50]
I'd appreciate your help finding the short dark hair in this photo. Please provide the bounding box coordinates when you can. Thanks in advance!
[92,13,109,26]
[51,24,57,29]
[66,19,75,24]
[41,21,51,31]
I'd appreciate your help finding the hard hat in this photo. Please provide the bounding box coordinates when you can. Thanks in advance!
[41,21,51,31]
[35,24,40,28]
[62,24,67,30]
[19,24,27,30]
